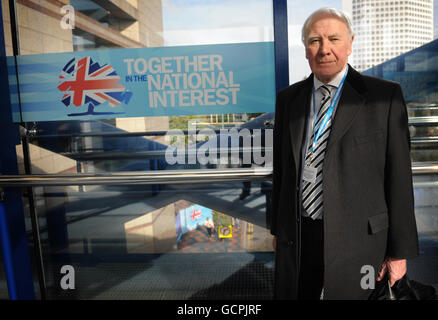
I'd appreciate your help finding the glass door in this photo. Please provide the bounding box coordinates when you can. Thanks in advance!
[1,0,279,300]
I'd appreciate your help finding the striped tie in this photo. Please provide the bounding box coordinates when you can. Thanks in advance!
[302,85,332,220]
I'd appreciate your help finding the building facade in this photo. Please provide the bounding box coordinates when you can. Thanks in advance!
[343,0,434,71]
[1,0,168,175]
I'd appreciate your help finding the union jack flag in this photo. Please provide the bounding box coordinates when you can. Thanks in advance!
[57,57,132,112]
[190,209,202,221]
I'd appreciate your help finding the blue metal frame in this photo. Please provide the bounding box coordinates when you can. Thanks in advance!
[273,0,290,93]
[0,2,35,299]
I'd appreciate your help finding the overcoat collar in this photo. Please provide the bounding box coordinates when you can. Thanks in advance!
[288,64,367,173]
[288,76,312,172]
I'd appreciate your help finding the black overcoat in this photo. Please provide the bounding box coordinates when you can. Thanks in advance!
[271,65,419,300]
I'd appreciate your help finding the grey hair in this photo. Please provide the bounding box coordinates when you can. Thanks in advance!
[301,7,354,44]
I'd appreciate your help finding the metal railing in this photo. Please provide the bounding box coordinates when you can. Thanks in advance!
[412,163,438,175]
[60,146,272,161]
[0,167,272,187]
[409,116,438,126]
[0,164,437,187]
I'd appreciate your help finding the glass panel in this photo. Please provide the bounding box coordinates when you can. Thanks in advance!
[162,0,273,46]
[412,173,438,288]
[363,40,438,164]
[11,0,275,299]
[35,181,274,299]
[287,0,315,84]
[1,0,25,300]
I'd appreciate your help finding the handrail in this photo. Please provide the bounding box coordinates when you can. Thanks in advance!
[0,168,272,187]
[0,164,437,187]
[407,104,438,109]
[23,116,438,140]
[411,163,438,174]
[63,140,438,160]
[411,137,438,142]
[409,116,438,126]
[62,146,272,160]
[26,128,268,139]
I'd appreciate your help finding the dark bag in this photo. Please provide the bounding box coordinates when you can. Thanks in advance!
[369,274,436,300]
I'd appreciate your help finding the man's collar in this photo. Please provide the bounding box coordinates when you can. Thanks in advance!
[313,65,349,90]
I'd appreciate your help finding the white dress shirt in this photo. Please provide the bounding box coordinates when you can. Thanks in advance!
[299,65,349,219]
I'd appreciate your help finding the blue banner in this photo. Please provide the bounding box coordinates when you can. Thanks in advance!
[176,204,213,239]
[8,42,276,122]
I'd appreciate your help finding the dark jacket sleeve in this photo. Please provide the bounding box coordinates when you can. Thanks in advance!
[385,83,419,259]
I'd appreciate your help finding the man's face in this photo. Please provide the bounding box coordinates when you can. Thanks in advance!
[305,15,354,83]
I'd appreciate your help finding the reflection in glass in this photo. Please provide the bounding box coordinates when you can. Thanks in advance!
[34,180,274,299]
[363,39,438,163]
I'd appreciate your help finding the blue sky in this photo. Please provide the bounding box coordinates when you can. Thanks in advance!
[288,0,341,25]
[162,0,341,30]
[162,0,274,30]
[161,1,438,82]
[161,0,343,82]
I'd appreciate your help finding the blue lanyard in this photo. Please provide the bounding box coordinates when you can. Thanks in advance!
[311,70,348,153]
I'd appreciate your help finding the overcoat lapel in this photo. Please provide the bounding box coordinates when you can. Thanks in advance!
[288,76,313,175]
[326,68,366,151]
[288,67,367,173]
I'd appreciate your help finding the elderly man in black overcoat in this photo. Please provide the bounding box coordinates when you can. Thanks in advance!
[271,7,419,300]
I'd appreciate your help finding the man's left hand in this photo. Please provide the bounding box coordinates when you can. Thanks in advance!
[376,258,407,287]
